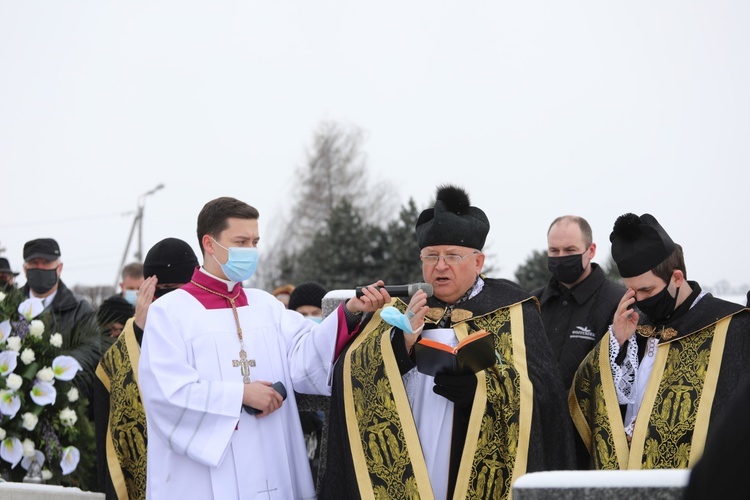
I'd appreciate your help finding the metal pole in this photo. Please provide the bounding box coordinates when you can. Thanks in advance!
[115,183,165,290]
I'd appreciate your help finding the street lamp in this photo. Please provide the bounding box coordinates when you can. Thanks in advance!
[114,183,165,290]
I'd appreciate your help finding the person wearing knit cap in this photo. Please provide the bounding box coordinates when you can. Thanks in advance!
[570,213,750,472]
[322,185,575,500]
[288,281,328,321]
[97,294,136,338]
[95,237,198,500]
[0,257,19,291]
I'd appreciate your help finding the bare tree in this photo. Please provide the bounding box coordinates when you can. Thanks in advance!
[259,120,395,290]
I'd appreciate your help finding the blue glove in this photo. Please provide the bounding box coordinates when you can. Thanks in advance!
[381,306,414,333]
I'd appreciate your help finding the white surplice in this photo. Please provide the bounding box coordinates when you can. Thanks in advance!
[403,327,456,500]
[139,284,337,500]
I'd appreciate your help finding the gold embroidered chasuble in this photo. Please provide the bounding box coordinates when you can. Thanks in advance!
[569,314,736,470]
[342,297,536,500]
[95,318,147,500]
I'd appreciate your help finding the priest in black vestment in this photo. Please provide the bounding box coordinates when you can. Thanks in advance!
[320,185,575,500]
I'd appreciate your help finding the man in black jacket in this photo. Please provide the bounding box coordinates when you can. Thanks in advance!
[532,215,624,391]
[20,238,101,405]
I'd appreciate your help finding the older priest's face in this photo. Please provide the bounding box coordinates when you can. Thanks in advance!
[421,245,484,305]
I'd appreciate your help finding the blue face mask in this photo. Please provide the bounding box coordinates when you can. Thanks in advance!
[123,289,138,306]
[306,316,323,324]
[211,238,259,283]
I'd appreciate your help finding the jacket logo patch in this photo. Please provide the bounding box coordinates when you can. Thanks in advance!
[570,326,596,341]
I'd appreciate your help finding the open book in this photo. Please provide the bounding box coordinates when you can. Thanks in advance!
[414,330,496,377]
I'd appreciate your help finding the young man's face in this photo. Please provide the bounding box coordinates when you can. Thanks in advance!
[623,270,672,302]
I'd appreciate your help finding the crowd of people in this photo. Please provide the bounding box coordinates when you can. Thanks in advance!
[1,186,748,499]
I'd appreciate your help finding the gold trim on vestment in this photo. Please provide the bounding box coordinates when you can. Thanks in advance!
[510,303,531,489]
[123,320,144,404]
[600,333,630,470]
[688,316,729,464]
[344,307,383,500]
[628,340,670,469]
[452,322,484,499]
[380,327,434,498]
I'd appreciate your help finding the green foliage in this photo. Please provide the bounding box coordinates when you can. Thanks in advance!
[602,254,624,285]
[292,199,389,289]
[379,198,423,284]
[514,249,551,292]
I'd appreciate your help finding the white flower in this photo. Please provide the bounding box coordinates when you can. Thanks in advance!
[0,437,23,468]
[67,387,79,403]
[20,348,35,365]
[6,336,21,352]
[22,412,39,431]
[0,319,10,342]
[0,428,5,440]
[6,373,22,391]
[41,469,53,480]
[28,320,45,339]
[60,446,80,475]
[0,291,5,302]
[49,332,63,348]
[21,450,45,471]
[17,298,44,321]
[52,356,81,381]
[0,350,19,376]
[37,367,55,383]
[30,381,56,406]
[0,389,21,419]
[59,407,77,427]
[22,438,35,458]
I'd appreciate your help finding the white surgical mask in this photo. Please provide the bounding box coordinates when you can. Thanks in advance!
[123,289,138,306]
[211,238,259,282]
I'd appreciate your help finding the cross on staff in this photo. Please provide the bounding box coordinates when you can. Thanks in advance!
[232,349,255,384]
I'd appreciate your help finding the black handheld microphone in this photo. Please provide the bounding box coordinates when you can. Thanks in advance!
[355,283,433,298]
[243,381,287,416]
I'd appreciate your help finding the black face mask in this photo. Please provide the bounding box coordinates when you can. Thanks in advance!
[548,253,586,284]
[26,268,59,295]
[636,283,680,323]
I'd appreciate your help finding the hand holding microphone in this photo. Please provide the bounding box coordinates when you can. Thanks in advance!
[347,281,433,316]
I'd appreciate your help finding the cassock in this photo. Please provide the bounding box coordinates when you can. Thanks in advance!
[139,269,345,499]
[95,317,147,500]
[570,283,750,469]
[321,277,576,500]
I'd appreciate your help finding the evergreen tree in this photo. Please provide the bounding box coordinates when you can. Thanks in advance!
[293,199,388,289]
[380,198,423,284]
[514,249,551,292]
[602,254,623,285]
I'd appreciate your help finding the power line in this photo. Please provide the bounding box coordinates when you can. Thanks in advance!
[0,211,133,228]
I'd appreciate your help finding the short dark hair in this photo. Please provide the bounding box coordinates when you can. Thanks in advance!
[121,262,144,280]
[652,243,687,284]
[196,197,259,254]
[548,215,593,248]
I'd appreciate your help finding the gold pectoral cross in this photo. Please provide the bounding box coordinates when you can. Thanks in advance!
[232,349,256,384]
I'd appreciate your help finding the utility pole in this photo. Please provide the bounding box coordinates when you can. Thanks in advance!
[114,183,164,289]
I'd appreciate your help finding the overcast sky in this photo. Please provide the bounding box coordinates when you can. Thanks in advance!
[1,2,748,300]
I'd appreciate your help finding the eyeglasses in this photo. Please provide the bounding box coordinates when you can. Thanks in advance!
[420,252,479,266]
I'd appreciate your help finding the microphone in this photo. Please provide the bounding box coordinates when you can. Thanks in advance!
[355,283,433,298]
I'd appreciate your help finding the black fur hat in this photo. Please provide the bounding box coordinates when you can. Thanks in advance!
[415,185,490,250]
[610,213,675,278]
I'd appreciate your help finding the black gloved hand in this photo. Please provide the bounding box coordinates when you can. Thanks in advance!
[433,372,477,408]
